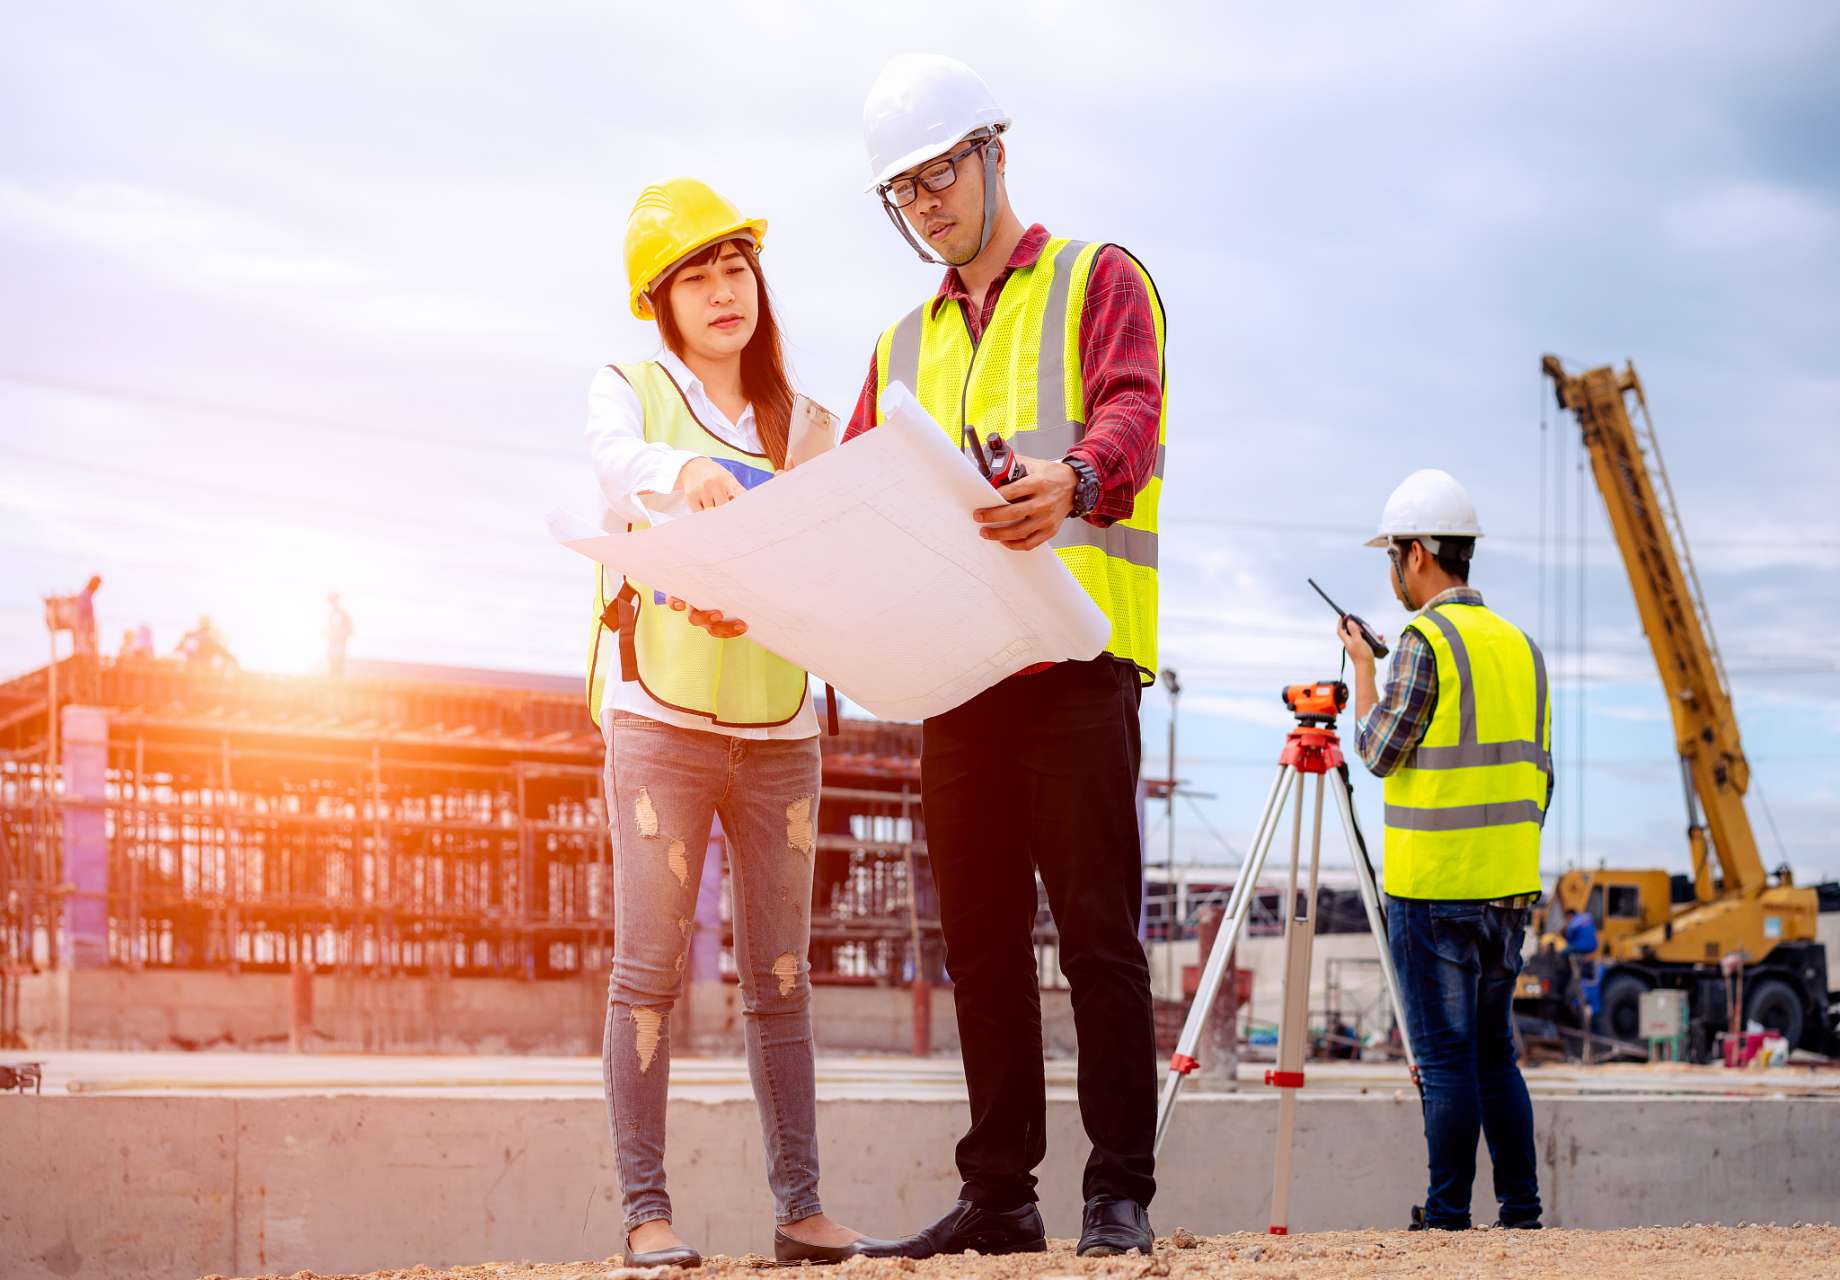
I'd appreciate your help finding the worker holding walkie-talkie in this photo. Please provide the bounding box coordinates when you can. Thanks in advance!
[1333,469,1553,1233]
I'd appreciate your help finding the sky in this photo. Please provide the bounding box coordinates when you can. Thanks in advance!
[3,1,1837,881]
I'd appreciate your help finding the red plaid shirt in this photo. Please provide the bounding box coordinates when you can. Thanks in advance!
[843,223,1163,526]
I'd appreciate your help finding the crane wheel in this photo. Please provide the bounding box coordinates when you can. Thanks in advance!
[1744,977,1805,1049]
[1599,971,1649,1043]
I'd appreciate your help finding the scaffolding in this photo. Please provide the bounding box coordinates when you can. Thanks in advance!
[0,655,943,1007]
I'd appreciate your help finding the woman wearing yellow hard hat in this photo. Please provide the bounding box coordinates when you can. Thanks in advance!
[583,176,890,1267]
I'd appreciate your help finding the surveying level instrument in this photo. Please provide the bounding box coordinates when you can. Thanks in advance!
[1151,679,1418,1235]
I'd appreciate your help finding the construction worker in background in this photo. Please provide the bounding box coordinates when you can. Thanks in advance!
[73,575,102,658]
[325,592,353,678]
[178,615,237,671]
[582,176,893,1268]
[1335,468,1552,1231]
[1558,904,1603,1031]
[118,624,155,660]
[843,55,1166,1259]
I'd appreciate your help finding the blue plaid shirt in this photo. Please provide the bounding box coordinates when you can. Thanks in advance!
[1355,588,1555,808]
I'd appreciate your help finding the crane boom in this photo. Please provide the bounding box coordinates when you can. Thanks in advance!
[1526,356,1824,1054]
[1542,356,1765,897]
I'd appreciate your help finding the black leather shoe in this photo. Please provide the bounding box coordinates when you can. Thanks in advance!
[1494,1214,1542,1230]
[1078,1194,1154,1257]
[624,1238,702,1268]
[853,1200,1047,1259]
[774,1228,906,1264]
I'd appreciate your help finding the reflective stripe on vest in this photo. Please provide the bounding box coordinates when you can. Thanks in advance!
[873,237,1165,679]
[584,362,809,730]
[1382,603,1550,900]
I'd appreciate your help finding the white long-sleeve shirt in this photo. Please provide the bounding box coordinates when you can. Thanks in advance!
[584,348,818,740]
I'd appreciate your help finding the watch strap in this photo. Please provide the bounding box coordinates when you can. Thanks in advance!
[1062,455,1101,519]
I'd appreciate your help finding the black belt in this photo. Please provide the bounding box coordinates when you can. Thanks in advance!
[1488,893,1537,909]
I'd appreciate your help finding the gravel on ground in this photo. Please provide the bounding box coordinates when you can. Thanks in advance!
[201,1223,1840,1280]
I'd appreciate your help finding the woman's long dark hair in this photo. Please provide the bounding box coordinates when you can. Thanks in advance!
[652,238,793,469]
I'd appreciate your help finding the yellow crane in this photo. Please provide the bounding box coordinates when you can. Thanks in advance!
[1531,356,1826,1058]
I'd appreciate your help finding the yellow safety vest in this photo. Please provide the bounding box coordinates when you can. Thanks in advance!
[872,237,1165,680]
[585,362,809,729]
[1384,602,1551,900]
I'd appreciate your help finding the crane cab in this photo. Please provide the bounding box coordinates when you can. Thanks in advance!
[1537,869,1674,956]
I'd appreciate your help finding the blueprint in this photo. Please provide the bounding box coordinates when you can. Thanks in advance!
[547,382,1110,722]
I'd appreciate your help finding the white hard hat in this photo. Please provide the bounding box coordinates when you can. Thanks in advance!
[862,54,1011,193]
[1365,469,1485,551]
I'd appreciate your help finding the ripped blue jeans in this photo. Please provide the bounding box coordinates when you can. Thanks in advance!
[601,714,823,1233]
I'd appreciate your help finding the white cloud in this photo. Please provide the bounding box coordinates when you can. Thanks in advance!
[1665,182,1836,254]
[1595,703,1668,723]
[1181,694,1298,729]
[0,180,577,350]
[0,181,370,291]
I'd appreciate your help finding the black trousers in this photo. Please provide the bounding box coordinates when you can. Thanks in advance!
[921,655,1157,1210]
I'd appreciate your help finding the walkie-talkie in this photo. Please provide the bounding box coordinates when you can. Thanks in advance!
[1308,578,1389,659]
[964,424,1027,491]
[984,433,1026,488]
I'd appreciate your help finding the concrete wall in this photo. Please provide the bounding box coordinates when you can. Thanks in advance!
[16,969,1085,1058]
[17,969,608,1055]
[683,981,1076,1057]
[7,1091,1838,1279]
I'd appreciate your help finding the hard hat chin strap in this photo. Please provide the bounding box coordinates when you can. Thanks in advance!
[879,132,1004,269]
[1389,542,1417,613]
[975,135,1001,258]
[882,197,944,265]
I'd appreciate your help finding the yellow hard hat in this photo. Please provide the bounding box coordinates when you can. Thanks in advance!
[623,176,768,321]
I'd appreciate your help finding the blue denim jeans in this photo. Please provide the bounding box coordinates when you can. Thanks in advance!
[1386,897,1542,1228]
[601,714,824,1232]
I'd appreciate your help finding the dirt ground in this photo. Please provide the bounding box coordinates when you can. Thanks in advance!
[206,1224,1840,1280]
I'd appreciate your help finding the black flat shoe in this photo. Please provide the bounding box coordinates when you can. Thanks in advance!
[1078,1193,1154,1257]
[854,1200,1047,1260]
[773,1228,906,1264]
[624,1241,703,1268]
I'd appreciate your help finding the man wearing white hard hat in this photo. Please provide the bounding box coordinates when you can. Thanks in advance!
[1335,469,1551,1232]
[843,54,1166,1259]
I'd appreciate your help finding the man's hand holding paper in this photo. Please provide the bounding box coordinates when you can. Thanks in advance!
[973,453,1079,551]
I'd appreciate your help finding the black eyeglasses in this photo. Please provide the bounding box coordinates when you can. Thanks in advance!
[877,137,992,209]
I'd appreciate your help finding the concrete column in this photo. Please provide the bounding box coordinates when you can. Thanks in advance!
[1194,902,1240,1088]
[59,705,110,969]
[289,963,315,1052]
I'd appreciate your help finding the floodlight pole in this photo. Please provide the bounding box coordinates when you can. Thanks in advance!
[1160,668,1181,1001]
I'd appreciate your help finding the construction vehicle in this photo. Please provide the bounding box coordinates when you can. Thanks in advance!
[1515,357,1831,1062]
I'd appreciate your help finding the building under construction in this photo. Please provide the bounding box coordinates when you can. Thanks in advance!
[0,652,955,1052]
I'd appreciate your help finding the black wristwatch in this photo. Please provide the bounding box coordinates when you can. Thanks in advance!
[1062,455,1101,519]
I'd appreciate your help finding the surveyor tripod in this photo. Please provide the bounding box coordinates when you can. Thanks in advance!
[1150,681,1418,1234]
